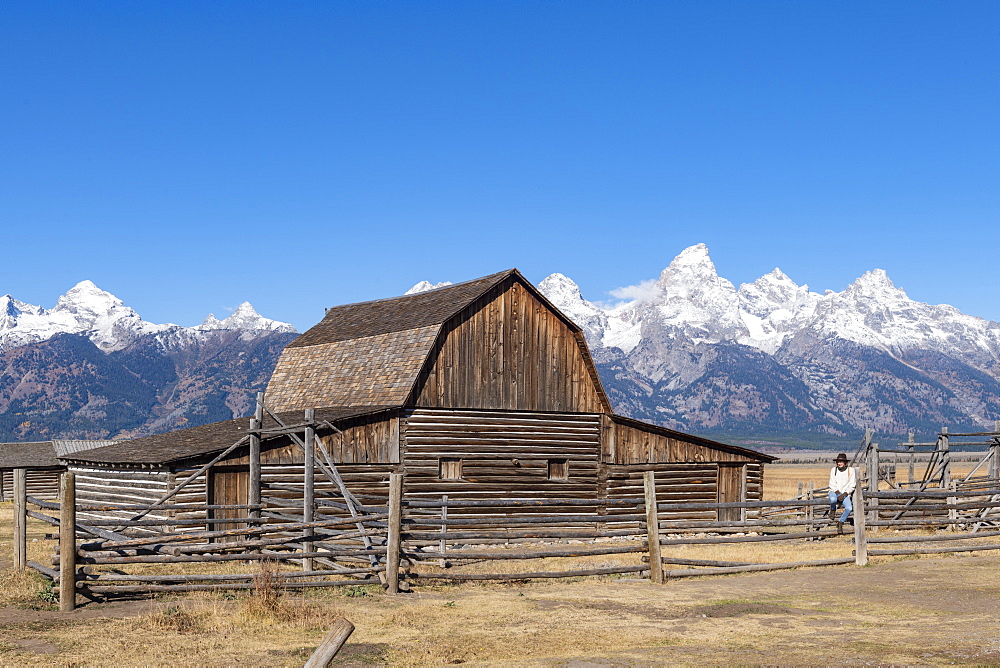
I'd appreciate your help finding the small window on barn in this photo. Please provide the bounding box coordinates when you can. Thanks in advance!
[439,458,463,480]
[548,459,569,481]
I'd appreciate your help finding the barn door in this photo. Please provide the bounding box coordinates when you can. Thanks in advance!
[208,466,249,537]
[717,464,746,522]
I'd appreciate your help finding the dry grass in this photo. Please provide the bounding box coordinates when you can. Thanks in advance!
[764,461,980,499]
[2,462,999,666]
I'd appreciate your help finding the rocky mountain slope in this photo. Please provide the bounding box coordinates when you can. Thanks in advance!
[537,245,1000,440]
[0,282,298,441]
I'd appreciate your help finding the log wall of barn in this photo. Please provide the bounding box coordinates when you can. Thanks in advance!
[62,465,210,532]
[745,462,764,503]
[604,463,720,522]
[1,469,61,501]
[400,408,602,505]
[414,280,608,413]
[605,419,761,465]
[260,463,396,515]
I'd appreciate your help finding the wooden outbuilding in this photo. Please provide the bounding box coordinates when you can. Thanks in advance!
[1,440,116,501]
[61,269,774,523]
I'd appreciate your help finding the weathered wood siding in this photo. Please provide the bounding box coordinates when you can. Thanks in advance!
[66,464,209,531]
[401,408,602,501]
[745,462,764,503]
[717,463,746,521]
[414,280,608,413]
[605,463,719,522]
[604,418,760,465]
[1,469,61,500]
[260,463,396,514]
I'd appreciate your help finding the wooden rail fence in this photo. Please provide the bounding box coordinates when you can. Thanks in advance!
[10,470,1000,610]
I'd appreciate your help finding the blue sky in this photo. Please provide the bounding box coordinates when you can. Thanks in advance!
[2,2,998,331]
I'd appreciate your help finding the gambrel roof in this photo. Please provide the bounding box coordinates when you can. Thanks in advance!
[265,269,610,412]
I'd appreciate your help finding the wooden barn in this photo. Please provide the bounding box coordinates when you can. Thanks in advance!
[0,440,117,501]
[60,269,774,523]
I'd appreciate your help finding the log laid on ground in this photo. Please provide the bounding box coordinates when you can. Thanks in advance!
[868,543,1000,556]
[663,557,856,578]
[26,561,59,580]
[659,529,842,545]
[304,618,356,668]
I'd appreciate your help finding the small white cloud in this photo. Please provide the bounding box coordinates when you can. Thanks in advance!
[609,279,659,303]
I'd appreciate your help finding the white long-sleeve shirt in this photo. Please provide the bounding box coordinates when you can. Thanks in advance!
[829,466,857,495]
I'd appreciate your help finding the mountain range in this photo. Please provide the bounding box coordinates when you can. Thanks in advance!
[5,247,999,447]
[537,244,1000,444]
[0,281,297,441]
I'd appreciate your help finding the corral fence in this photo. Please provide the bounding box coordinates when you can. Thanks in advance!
[9,468,1000,611]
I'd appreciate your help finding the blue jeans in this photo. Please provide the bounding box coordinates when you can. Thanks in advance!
[829,490,853,522]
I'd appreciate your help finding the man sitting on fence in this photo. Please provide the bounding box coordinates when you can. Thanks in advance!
[828,453,856,533]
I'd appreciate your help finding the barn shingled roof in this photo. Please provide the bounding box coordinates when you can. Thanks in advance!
[61,405,399,466]
[0,440,117,469]
[288,269,520,347]
[0,442,61,469]
[263,268,596,412]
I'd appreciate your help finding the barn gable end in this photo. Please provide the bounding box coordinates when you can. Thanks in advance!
[412,276,609,413]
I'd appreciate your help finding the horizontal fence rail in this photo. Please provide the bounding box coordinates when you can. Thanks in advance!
[11,469,1000,610]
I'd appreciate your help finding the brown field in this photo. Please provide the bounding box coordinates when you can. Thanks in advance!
[2,464,998,666]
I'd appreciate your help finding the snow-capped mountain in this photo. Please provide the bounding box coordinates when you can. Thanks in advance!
[0,281,295,353]
[535,244,1000,439]
[0,282,298,442]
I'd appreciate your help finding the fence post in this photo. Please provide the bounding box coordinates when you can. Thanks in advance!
[947,481,958,532]
[989,422,1000,483]
[852,476,868,566]
[59,472,77,612]
[806,482,814,534]
[386,473,403,594]
[940,427,951,489]
[303,408,315,572]
[14,468,27,570]
[643,471,663,584]
[907,432,915,485]
[249,392,263,521]
[867,442,879,532]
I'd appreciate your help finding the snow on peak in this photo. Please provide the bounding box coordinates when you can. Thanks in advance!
[0,283,296,353]
[538,273,615,349]
[845,268,899,296]
[540,243,1000,363]
[538,273,583,301]
[657,243,718,285]
[200,314,224,329]
[405,280,453,295]
[54,280,126,317]
[197,302,295,335]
